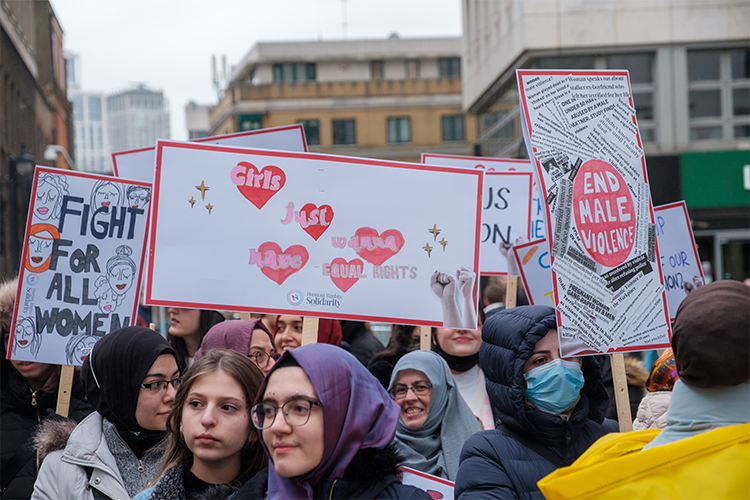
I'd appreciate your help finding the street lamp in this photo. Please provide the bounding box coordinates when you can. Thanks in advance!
[44,144,76,170]
[5,144,36,273]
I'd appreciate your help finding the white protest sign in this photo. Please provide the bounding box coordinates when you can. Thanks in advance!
[513,238,554,306]
[518,69,671,356]
[8,168,150,366]
[422,153,546,241]
[400,467,454,500]
[112,124,308,182]
[147,141,483,329]
[654,201,704,321]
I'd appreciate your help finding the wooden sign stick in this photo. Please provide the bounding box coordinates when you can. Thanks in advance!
[505,276,518,309]
[55,365,75,418]
[420,326,431,351]
[610,352,633,432]
[301,317,319,345]
[238,312,252,321]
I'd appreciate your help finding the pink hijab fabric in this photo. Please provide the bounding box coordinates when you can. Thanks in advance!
[193,319,274,361]
[257,343,399,500]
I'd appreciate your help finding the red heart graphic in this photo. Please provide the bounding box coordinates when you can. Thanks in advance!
[329,258,363,293]
[257,242,309,285]
[354,227,405,266]
[299,203,334,241]
[235,163,286,209]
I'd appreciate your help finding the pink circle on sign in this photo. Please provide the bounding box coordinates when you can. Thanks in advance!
[572,159,635,267]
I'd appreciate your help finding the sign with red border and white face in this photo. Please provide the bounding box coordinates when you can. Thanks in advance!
[8,167,151,366]
[653,201,705,321]
[147,141,483,329]
[400,467,454,500]
[112,124,308,183]
[517,69,671,356]
[513,238,554,307]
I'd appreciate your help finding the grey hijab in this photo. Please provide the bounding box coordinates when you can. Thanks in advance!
[388,350,482,480]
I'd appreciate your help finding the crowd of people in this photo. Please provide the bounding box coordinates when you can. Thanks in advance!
[1,276,748,500]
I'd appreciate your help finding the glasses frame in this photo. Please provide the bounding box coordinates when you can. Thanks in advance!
[140,376,182,393]
[389,382,433,401]
[251,399,322,430]
[248,350,280,368]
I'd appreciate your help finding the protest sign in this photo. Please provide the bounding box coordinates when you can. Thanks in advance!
[654,201,704,321]
[401,467,454,500]
[422,153,546,240]
[112,124,308,183]
[513,238,554,306]
[147,141,483,329]
[8,168,150,366]
[517,69,671,356]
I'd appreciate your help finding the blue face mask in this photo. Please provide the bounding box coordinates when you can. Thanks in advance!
[523,358,585,415]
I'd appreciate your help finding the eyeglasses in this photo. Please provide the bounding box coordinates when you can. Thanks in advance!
[140,376,182,393]
[389,382,432,401]
[248,350,280,368]
[251,399,322,430]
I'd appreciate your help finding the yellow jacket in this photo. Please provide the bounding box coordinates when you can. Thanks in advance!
[537,423,750,499]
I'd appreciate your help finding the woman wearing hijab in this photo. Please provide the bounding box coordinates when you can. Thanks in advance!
[194,319,279,375]
[388,350,482,481]
[233,343,430,500]
[273,315,342,352]
[167,308,225,368]
[32,327,181,500]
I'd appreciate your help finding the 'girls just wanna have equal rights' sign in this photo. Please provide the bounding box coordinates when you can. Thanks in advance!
[146,141,483,329]
[8,168,150,366]
[517,69,671,356]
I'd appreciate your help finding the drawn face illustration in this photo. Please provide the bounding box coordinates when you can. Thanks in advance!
[14,319,35,351]
[97,287,119,314]
[94,184,120,210]
[72,336,98,364]
[128,188,150,210]
[34,181,60,221]
[27,233,54,271]
[108,263,134,295]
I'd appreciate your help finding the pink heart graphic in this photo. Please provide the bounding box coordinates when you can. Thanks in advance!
[329,258,363,293]
[257,242,309,285]
[354,227,405,266]
[236,163,286,209]
[299,203,334,241]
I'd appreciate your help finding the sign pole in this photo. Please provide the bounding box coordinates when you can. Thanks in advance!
[610,352,633,432]
[419,326,431,350]
[55,365,75,418]
[301,317,319,345]
[505,276,518,309]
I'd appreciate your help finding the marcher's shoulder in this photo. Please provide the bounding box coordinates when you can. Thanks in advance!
[461,429,514,455]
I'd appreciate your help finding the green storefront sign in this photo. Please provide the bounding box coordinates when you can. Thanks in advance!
[680,150,750,208]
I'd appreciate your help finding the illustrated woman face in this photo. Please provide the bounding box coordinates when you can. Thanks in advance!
[94,183,120,210]
[182,369,253,475]
[96,287,119,314]
[128,187,149,210]
[274,316,304,353]
[71,336,98,364]
[14,318,36,352]
[27,233,54,271]
[260,366,325,478]
[136,353,180,431]
[107,263,134,295]
[34,181,60,221]
[392,369,432,430]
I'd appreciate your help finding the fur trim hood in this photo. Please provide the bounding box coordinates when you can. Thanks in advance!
[33,417,78,460]
[0,277,17,337]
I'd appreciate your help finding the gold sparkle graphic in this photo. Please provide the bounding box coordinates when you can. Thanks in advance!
[423,242,433,257]
[439,238,448,250]
[196,181,209,200]
[428,224,441,241]
[206,203,214,214]
[189,196,196,207]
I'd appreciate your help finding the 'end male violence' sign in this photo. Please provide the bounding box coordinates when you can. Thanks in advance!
[517,69,671,356]
[9,168,150,366]
[147,142,483,329]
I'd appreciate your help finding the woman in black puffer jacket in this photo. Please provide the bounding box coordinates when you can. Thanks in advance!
[455,305,618,499]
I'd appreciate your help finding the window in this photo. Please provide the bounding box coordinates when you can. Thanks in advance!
[238,114,263,131]
[88,96,101,121]
[442,116,465,142]
[607,53,656,142]
[333,119,356,145]
[297,120,320,146]
[371,60,385,80]
[387,117,411,143]
[405,59,420,79]
[72,95,83,121]
[188,131,208,140]
[688,48,750,141]
[439,58,461,77]
[273,63,316,82]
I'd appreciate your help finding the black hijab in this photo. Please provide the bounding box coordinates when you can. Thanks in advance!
[81,326,177,433]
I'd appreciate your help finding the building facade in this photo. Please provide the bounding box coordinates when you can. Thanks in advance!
[185,101,211,140]
[107,84,170,153]
[209,36,476,162]
[462,0,750,283]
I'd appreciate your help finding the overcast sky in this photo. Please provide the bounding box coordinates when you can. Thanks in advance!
[51,0,462,141]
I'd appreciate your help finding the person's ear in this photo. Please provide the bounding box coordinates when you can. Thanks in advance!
[482,297,490,307]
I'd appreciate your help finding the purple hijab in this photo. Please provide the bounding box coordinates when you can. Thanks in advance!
[256,343,399,500]
[193,319,273,361]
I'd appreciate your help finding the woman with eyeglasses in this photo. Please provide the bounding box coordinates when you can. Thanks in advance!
[388,350,481,481]
[32,326,181,500]
[233,343,431,500]
[194,319,278,375]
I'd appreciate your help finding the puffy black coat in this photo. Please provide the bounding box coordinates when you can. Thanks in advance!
[455,306,619,499]
[0,361,92,500]
[232,444,430,500]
